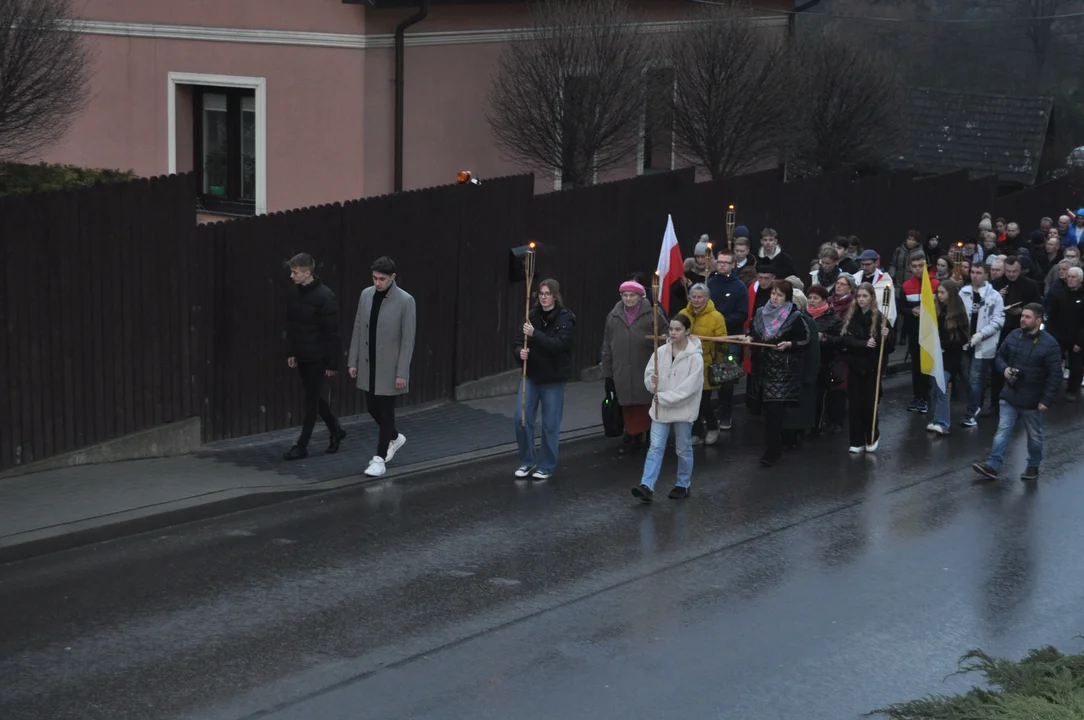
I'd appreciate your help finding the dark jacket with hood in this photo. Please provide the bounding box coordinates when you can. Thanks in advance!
[706,271,749,334]
[995,328,1063,409]
[514,304,576,385]
[286,278,341,369]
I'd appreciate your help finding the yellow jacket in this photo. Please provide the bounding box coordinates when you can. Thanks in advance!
[679,299,728,389]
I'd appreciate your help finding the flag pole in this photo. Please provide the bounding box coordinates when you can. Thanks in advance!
[652,271,660,415]
[520,243,536,427]
[870,284,892,445]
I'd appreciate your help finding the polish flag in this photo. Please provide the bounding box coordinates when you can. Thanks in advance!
[656,214,684,314]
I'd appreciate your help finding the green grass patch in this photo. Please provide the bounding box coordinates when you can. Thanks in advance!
[0,162,137,197]
[871,645,1084,719]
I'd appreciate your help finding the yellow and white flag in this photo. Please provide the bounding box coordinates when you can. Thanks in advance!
[918,262,945,393]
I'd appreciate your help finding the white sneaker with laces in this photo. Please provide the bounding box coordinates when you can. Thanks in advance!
[514,465,534,478]
[925,423,937,432]
[385,433,406,462]
[866,439,880,452]
[531,469,552,480]
[705,429,719,445]
[364,456,386,477]
[848,446,864,454]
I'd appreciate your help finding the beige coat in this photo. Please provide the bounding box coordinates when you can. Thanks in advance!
[347,282,416,396]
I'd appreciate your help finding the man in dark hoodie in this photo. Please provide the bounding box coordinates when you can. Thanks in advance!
[1044,266,1084,401]
[707,249,749,428]
[283,253,345,461]
[758,228,796,279]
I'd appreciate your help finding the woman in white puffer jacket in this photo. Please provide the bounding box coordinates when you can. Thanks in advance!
[631,314,705,502]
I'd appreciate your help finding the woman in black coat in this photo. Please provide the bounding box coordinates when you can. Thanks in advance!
[743,280,810,467]
[839,282,890,454]
[806,285,846,435]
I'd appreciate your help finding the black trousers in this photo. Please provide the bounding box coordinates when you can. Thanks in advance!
[297,362,338,448]
[1068,346,1084,395]
[366,391,398,458]
[847,370,880,447]
[763,402,784,459]
[693,390,719,436]
[715,382,734,423]
[908,333,928,400]
[816,384,846,428]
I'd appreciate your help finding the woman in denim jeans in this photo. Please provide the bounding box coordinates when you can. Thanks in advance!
[631,315,704,502]
[513,279,576,481]
[927,279,969,435]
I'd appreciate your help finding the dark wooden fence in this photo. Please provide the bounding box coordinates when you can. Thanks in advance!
[0,168,1070,471]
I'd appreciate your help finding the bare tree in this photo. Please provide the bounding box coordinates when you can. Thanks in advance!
[786,29,905,176]
[667,3,789,179]
[0,0,91,161]
[1018,0,1064,79]
[486,0,652,188]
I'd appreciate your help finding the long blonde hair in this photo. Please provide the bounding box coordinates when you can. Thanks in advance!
[843,282,881,338]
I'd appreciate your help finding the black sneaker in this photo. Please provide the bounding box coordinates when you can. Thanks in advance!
[668,486,690,500]
[283,445,308,461]
[630,484,654,503]
[972,462,998,480]
[915,400,929,414]
[326,428,347,454]
[906,398,922,412]
[1066,393,1079,403]
[1020,466,1040,482]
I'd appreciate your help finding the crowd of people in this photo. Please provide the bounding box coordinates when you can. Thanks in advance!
[506,213,1084,502]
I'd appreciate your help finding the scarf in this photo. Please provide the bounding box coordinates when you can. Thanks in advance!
[760,300,792,340]
[830,292,853,317]
[807,302,830,319]
[816,267,841,287]
[623,303,640,326]
[935,267,950,282]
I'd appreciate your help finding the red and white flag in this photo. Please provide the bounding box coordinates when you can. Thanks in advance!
[656,214,684,314]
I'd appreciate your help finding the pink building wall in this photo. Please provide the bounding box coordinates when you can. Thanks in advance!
[36,0,793,214]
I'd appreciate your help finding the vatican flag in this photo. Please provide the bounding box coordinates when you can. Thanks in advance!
[918,262,946,394]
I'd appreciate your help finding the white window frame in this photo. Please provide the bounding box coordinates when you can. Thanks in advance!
[167,72,267,215]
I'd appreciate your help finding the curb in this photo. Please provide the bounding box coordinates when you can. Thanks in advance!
[0,427,606,566]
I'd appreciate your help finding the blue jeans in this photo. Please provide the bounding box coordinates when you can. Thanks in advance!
[640,420,693,490]
[514,378,566,473]
[987,400,1043,470]
[929,370,952,430]
[967,356,992,416]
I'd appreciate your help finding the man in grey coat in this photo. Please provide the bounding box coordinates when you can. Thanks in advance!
[348,256,417,477]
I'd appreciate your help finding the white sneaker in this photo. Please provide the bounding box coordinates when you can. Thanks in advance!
[705,429,719,445]
[514,465,534,478]
[848,446,864,454]
[385,433,406,462]
[364,456,386,477]
[931,424,949,436]
[866,439,880,452]
[925,423,937,433]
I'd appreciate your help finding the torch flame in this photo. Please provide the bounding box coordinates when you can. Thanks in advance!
[529,241,536,250]
[728,204,734,210]
[957,241,964,247]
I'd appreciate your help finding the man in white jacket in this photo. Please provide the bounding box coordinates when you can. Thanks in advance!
[958,263,1006,427]
[852,249,898,328]
[631,317,704,503]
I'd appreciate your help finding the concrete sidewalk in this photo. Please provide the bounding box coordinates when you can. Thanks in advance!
[0,379,610,564]
[0,348,911,565]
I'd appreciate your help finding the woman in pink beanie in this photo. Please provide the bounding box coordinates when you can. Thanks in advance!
[601,279,668,454]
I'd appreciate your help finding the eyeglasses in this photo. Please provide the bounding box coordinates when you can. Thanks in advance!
[620,292,640,298]
[537,290,553,297]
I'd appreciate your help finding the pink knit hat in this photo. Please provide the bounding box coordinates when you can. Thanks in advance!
[620,280,646,296]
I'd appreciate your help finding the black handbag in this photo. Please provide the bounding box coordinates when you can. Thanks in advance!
[708,343,745,386]
[601,390,624,437]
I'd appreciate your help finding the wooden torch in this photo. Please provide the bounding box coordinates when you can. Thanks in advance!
[870,283,893,445]
[726,204,736,251]
[520,242,537,426]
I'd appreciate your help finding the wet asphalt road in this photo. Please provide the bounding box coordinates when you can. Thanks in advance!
[2,395,1084,720]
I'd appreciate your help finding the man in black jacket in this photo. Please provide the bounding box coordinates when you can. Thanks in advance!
[758,228,796,280]
[973,304,1062,482]
[284,253,345,460]
[1044,265,1084,401]
[707,249,748,428]
[990,255,1042,407]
